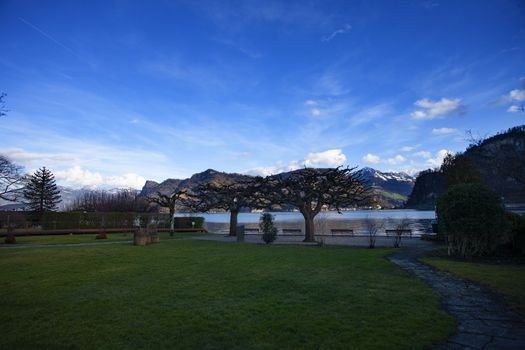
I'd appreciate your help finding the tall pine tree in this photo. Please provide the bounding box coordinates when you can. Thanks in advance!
[24,167,61,212]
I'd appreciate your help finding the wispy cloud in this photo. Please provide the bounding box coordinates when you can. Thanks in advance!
[362,153,380,164]
[322,24,352,42]
[411,98,464,120]
[432,127,458,135]
[413,151,432,158]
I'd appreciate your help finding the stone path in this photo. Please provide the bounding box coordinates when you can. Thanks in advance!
[388,243,525,349]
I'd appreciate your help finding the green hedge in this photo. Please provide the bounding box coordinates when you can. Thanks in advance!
[173,217,204,229]
[40,212,171,230]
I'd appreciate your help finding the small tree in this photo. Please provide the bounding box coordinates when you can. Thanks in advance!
[24,167,61,214]
[392,217,410,248]
[364,216,383,249]
[148,190,187,235]
[260,213,277,244]
[437,183,510,257]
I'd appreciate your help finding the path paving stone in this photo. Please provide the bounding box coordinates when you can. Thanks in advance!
[388,243,525,349]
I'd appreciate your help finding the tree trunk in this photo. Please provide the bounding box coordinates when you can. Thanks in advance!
[302,210,316,242]
[169,208,175,236]
[229,209,239,236]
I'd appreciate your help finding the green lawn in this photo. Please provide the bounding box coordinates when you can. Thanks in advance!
[1,240,454,349]
[421,257,525,314]
[0,231,202,245]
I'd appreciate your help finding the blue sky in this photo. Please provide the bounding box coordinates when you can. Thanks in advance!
[1,0,524,189]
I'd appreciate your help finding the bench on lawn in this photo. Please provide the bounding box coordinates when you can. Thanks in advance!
[245,228,260,234]
[385,229,412,237]
[282,228,302,235]
[329,229,354,236]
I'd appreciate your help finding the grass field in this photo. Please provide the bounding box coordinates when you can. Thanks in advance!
[421,257,525,314]
[1,240,454,349]
[0,231,201,245]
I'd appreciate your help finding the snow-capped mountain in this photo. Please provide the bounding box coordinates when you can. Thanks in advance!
[359,167,415,208]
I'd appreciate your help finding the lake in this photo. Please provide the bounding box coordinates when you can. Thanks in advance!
[178,210,436,236]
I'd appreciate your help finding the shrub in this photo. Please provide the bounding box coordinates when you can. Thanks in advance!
[173,217,205,229]
[437,183,510,257]
[260,213,277,244]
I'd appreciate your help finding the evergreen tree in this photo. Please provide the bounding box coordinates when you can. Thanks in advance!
[24,167,61,212]
[260,213,277,244]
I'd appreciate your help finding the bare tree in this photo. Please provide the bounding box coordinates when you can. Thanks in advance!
[68,189,150,212]
[187,177,265,236]
[148,189,187,235]
[364,216,383,249]
[392,217,411,248]
[0,155,25,202]
[265,167,370,242]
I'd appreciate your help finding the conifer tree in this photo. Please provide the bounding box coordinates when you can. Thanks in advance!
[24,167,61,212]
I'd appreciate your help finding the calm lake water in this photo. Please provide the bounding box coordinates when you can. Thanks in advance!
[178,210,436,236]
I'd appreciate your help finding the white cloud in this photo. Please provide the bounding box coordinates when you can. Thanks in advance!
[385,155,406,165]
[413,151,432,158]
[507,105,520,113]
[509,89,525,102]
[432,127,458,135]
[362,153,381,164]
[427,149,450,167]
[310,108,322,117]
[363,153,406,165]
[411,98,463,120]
[322,24,352,42]
[304,149,347,167]
[55,166,146,189]
[248,149,347,176]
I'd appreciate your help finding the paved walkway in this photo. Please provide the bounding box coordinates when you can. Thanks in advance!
[388,243,525,349]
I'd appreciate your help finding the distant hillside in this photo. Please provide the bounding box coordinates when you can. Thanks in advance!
[140,167,414,209]
[404,170,443,210]
[359,167,415,208]
[406,125,525,209]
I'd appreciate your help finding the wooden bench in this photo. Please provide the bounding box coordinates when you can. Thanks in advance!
[329,229,354,236]
[245,228,260,234]
[282,228,302,235]
[385,229,412,237]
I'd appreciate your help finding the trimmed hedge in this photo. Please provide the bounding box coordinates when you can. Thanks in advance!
[40,212,171,230]
[173,217,204,229]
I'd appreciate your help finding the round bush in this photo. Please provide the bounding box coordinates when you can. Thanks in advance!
[437,183,510,257]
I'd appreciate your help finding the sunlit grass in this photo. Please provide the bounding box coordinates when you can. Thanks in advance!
[0,240,454,349]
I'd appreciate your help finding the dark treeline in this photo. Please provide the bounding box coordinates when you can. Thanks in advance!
[67,189,151,212]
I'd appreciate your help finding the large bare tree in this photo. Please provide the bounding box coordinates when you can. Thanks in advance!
[265,167,370,242]
[148,189,187,234]
[188,177,265,236]
[0,155,25,202]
